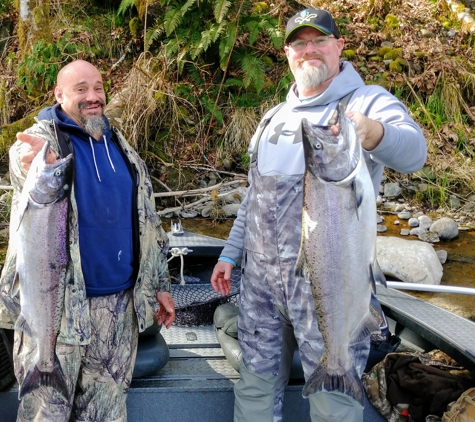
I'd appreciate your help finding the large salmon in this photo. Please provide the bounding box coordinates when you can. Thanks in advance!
[11,141,73,399]
[296,105,386,406]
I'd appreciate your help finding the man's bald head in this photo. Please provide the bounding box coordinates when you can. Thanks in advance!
[56,60,103,89]
[54,60,107,138]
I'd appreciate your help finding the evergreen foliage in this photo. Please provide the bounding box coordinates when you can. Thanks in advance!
[17,36,90,94]
[4,0,475,206]
[121,0,284,93]
[113,0,288,168]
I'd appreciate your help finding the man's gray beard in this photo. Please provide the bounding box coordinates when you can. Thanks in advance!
[295,63,329,91]
[82,115,107,138]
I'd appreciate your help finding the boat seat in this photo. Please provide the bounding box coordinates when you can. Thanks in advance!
[213,303,304,379]
[133,322,170,378]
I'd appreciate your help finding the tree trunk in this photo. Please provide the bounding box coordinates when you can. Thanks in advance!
[17,0,52,58]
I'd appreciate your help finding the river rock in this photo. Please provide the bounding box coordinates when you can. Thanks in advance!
[449,195,461,209]
[430,217,458,240]
[436,250,448,264]
[418,231,440,243]
[410,226,428,236]
[201,205,214,218]
[384,182,401,198]
[222,204,240,217]
[418,215,433,230]
[221,187,247,204]
[376,236,443,285]
[397,211,411,220]
[221,192,243,205]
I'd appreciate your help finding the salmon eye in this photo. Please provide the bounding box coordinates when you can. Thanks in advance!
[314,142,322,150]
[55,169,62,176]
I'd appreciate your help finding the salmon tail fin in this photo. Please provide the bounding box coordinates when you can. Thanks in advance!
[302,364,365,406]
[19,356,69,400]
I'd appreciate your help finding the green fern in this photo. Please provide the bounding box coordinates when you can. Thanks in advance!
[118,0,136,15]
[128,0,285,156]
[243,17,261,45]
[186,65,204,87]
[236,50,265,92]
[202,96,223,125]
[145,24,165,51]
[214,0,231,23]
[218,21,237,70]
[17,34,90,94]
[181,0,199,15]
[223,78,243,88]
[164,6,184,36]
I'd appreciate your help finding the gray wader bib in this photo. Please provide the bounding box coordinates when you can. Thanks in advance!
[234,162,368,422]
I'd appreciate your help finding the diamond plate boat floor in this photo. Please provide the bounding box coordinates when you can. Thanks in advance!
[134,325,239,390]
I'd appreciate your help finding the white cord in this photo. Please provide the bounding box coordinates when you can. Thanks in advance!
[167,247,193,285]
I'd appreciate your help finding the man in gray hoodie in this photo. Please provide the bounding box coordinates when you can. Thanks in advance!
[210,8,427,422]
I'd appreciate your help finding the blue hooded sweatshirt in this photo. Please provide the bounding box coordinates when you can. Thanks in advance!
[38,104,135,297]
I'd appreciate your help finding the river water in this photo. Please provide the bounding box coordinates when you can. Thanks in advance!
[163,216,475,322]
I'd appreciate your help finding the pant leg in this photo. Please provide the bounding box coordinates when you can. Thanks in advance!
[309,392,363,422]
[233,311,297,422]
[71,289,138,422]
[14,332,81,422]
[234,360,275,422]
[307,336,370,422]
[272,306,298,422]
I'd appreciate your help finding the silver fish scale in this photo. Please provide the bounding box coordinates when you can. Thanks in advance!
[299,112,379,403]
[304,174,374,347]
[14,143,73,399]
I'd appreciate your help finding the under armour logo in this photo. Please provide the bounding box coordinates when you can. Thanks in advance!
[295,13,318,24]
[268,123,301,145]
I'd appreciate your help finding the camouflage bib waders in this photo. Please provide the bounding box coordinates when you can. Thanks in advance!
[235,162,369,422]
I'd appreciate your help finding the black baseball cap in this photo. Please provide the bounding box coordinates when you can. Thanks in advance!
[285,9,341,43]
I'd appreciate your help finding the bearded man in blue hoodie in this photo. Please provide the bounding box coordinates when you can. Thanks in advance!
[210,8,428,422]
[0,60,175,421]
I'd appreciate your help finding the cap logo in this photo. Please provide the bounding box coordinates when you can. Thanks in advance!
[295,13,318,24]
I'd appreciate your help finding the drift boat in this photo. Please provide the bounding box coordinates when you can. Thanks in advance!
[0,230,474,421]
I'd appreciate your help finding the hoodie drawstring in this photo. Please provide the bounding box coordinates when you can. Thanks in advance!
[89,135,116,182]
[103,135,116,173]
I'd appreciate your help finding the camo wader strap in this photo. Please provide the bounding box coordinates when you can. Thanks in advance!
[53,120,72,158]
[250,101,286,163]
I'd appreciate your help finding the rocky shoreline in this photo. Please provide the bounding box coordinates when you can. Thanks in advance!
[159,174,475,288]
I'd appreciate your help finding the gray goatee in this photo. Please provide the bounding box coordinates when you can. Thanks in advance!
[82,115,107,138]
[79,101,107,138]
[295,63,329,92]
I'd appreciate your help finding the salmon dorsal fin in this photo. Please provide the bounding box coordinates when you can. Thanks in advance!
[350,311,380,345]
[14,314,34,338]
[10,272,20,298]
[370,259,387,292]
